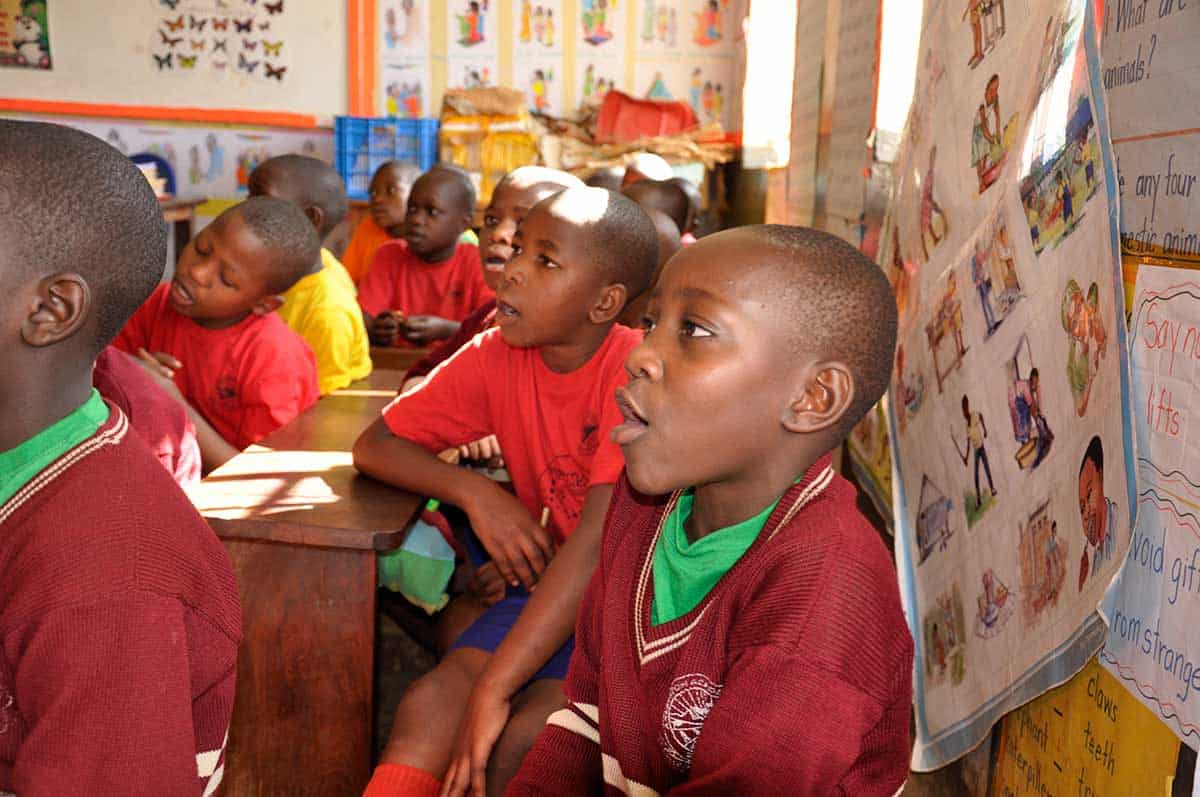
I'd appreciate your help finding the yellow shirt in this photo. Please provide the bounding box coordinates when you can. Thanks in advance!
[279,250,372,394]
[342,215,480,286]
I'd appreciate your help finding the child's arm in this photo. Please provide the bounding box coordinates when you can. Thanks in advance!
[354,418,555,589]
[440,483,613,797]
[132,349,238,473]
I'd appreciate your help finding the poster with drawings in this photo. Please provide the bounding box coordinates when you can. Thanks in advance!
[635,0,684,56]
[683,0,742,55]
[634,57,687,101]
[379,1,430,117]
[515,0,563,55]
[382,59,430,118]
[0,0,52,69]
[578,55,620,112]
[447,53,497,91]
[149,0,291,82]
[446,0,498,56]
[633,56,735,128]
[577,0,626,85]
[516,55,563,116]
[381,0,428,53]
[884,0,1135,771]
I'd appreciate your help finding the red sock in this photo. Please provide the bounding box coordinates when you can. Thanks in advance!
[362,763,442,797]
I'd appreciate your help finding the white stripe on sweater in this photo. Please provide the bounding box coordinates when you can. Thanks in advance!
[602,753,661,797]
[547,708,600,745]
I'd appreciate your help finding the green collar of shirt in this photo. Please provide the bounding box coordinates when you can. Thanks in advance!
[651,485,790,626]
[0,389,109,507]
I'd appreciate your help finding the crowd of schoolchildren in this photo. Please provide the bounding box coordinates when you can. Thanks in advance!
[0,119,914,796]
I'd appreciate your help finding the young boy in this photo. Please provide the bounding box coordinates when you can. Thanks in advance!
[115,196,321,472]
[510,225,914,795]
[359,165,492,347]
[400,166,584,393]
[93,345,202,488]
[342,160,422,284]
[0,119,240,794]
[622,178,690,242]
[248,154,373,394]
[353,187,660,797]
[343,161,480,285]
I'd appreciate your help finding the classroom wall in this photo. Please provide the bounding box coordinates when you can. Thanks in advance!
[377,0,746,130]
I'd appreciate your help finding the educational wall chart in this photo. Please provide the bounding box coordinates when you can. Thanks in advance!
[149,0,293,83]
[514,0,564,115]
[885,0,1136,770]
[1099,265,1200,749]
[380,0,431,118]
[990,658,1181,796]
[11,112,332,201]
[1100,0,1200,306]
[0,0,51,69]
[576,0,627,103]
[446,0,498,95]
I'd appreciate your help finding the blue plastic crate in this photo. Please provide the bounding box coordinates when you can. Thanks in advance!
[334,116,440,200]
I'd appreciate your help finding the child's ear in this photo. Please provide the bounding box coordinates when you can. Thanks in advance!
[252,294,285,316]
[21,273,91,347]
[783,362,854,435]
[304,205,326,237]
[589,283,628,324]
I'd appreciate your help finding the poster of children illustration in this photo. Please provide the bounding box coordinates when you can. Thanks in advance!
[0,0,52,69]
[579,0,626,52]
[516,0,562,54]
[447,0,497,55]
[578,58,619,110]
[885,0,1134,771]
[382,60,429,118]
[381,0,425,51]
[517,56,562,116]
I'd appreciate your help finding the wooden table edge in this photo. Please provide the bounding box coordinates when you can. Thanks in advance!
[204,512,418,552]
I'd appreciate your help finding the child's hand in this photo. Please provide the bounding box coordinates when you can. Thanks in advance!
[401,315,459,345]
[458,435,502,467]
[133,349,184,401]
[467,562,506,607]
[370,311,404,346]
[464,485,556,590]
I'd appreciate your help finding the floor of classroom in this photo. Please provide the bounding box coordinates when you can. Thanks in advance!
[374,607,437,761]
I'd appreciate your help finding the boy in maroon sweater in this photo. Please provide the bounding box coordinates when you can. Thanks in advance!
[510,226,914,795]
[0,120,241,795]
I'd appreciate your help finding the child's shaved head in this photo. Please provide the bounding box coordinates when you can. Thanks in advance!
[227,196,322,293]
[0,120,166,352]
[248,154,349,239]
[497,165,584,196]
[622,179,689,235]
[618,207,679,328]
[539,187,659,300]
[422,163,477,215]
[747,225,897,437]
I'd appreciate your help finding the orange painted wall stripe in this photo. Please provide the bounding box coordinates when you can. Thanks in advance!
[347,0,377,116]
[0,98,319,129]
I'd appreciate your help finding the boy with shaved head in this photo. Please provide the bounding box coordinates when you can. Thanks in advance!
[355,187,659,796]
[511,225,914,795]
[249,154,372,394]
[0,120,240,794]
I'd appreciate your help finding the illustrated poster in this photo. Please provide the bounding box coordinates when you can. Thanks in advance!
[446,0,498,55]
[577,0,626,84]
[380,0,431,117]
[886,0,1136,770]
[1100,265,1200,750]
[149,0,292,82]
[0,0,51,69]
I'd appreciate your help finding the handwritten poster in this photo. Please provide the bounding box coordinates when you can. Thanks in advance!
[1101,0,1200,304]
[886,0,1136,770]
[0,0,51,70]
[991,659,1181,797]
[1099,266,1200,749]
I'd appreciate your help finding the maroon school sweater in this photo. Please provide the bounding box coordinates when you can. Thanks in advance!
[0,405,241,796]
[509,457,914,796]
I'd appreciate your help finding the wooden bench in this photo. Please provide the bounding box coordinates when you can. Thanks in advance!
[190,371,419,796]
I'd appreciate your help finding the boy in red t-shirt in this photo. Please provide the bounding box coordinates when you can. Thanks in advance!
[359,165,493,347]
[354,187,660,797]
[0,119,240,796]
[510,227,914,796]
[401,166,585,393]
[116,196,321,472]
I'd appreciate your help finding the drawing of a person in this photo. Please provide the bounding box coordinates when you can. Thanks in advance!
[642,0,656,41]
[534,6,545,43]
[668,8,677,44]
[920,147,948,259]
[1045,521,1062,590]
[647,71,670,99]
[520,0,533,42]
[689,68,702,113]
[702,81,715,118]
[972,240,998,335]
[971,103,995,192]
[961,395,996,510]
[205,134,224,182]
[1028,368,1053,466]
[657,6,670,41]
[583,63,595,100]
[965,0,985,67]
[1062,280,1108,416]
[531,69,550,112]
[714,84,724,120]
[1077,436,1117,590]
[1058,170,1074,230]
[932,623,947,672]
[545,9,555,46]
[465,1,483,44]
[188,145,202,185]
[405,83,421,117]
[385,7,400,48]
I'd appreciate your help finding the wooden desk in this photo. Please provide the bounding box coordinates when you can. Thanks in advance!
[191,380,420,796]
[370,345,430,372]
[160,196,206,260]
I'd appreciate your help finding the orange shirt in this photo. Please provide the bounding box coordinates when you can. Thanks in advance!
[342,216,393,285]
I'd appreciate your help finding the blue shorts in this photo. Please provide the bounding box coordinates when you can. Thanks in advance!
[449,527,575,682]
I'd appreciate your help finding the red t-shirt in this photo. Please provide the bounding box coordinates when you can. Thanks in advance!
[381,325,640,543]
[357,241,494,326]
[115,284,320,449]
[93,346,202,488]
